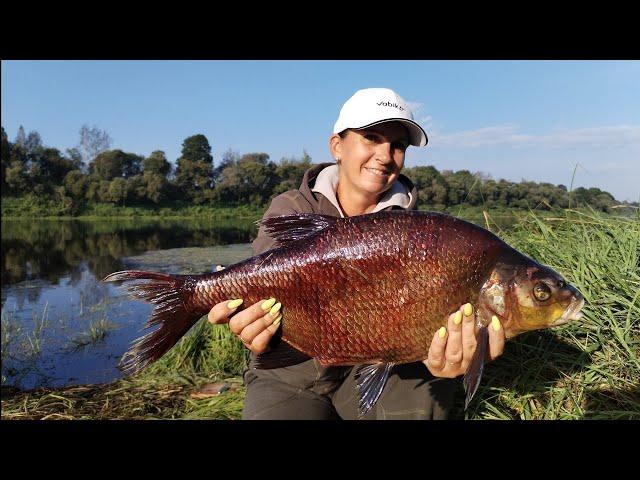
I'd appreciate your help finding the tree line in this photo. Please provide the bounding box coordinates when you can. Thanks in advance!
[1,125,631,215]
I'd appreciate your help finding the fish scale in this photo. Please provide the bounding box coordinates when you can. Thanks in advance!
[176,212,503,366]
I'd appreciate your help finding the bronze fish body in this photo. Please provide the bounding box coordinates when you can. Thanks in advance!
[104,211,584,414]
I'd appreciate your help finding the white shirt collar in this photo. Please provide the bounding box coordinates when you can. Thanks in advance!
[311,164,413,218]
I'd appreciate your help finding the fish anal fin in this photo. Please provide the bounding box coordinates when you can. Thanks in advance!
[463,325,489,410]
[354,362,395,418]
[259,214,338,248]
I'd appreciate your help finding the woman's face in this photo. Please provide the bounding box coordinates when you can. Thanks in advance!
[330,122,410,198]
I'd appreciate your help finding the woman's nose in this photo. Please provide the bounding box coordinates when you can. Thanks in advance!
[374,141,393,162]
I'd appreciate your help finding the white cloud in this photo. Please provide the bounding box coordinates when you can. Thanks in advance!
[430,124,640,149]
[418,115,434,131]
[406,101,424,114]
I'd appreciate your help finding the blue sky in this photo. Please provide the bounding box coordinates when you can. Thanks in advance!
[2,60,639,201]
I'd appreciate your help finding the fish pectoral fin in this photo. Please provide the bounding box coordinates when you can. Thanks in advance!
[258,214,338,247]
[253,341,312,369]
[354,362,395,418]
[462,325,489,410]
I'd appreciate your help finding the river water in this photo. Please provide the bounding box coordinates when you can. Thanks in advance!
[1,218,256,389]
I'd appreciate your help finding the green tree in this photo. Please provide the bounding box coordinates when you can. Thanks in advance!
[1,127,11,194]
[213,149,240,185]
[174,134,214,204]
[5,158,29,194]
[107,177,128,206]
[65,148,85,171]
[404,166,449,207]
[31,147,76,185]
[63,170,90,200]
[143,150,172,177]
[143,172,168,203]
[4,142,29,195]
[272,151,313,196]
[214,152,277,206]
[89,150,143,181]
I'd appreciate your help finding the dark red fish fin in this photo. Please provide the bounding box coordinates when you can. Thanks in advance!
[103,270,206,374]
[253,341,312,369]
[463,325,489,410]
[258,214,338,247]
[354,362,395,418]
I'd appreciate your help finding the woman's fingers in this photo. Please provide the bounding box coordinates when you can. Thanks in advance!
[228,298,275,335]
[237,302,282,345]
[425,326,447,374]
[223,298,283,354]
[249,314,283,352]
[460,303,477,370]
[207,298,243,325]
[444,307,464,366]
[487,315,506,361]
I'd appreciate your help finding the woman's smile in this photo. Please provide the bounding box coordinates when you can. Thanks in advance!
[363,165,392,179]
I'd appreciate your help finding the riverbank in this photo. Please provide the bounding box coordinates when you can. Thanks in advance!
[3,195,637,222]
[1,197,266,220]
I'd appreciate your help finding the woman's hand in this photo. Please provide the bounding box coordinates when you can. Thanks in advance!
[423,303,505,378]
[207,297,282,355]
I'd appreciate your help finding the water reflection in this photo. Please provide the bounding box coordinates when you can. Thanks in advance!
[1,218,257,290]
[1,219,257,389]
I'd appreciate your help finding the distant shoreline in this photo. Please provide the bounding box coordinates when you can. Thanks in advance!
[1,202,637,221]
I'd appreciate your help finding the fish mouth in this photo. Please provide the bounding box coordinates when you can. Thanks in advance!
[551,297,585,327]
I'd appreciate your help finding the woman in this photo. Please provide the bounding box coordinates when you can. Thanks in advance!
[208,88,506,419]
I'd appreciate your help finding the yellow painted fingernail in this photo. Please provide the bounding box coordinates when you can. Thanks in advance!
[270,302,282,316]
[492,315,501,331]
[463,303,473,316]
[227,299,243,309]
[261,298,276,311]
[272,314,282,327]
[453,311,463,325]
[438,326,447,338]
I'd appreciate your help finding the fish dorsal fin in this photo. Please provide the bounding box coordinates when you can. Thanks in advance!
[354,362,395,418]
[258,214,338,248]
[463,325,489,410]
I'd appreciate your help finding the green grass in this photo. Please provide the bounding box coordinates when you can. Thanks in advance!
[2,209,638,420]
[68,317,116,350]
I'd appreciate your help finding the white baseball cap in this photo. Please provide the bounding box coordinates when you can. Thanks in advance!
[333,88,428,147]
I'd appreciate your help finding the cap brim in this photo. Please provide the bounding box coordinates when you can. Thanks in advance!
[353,118,428,147]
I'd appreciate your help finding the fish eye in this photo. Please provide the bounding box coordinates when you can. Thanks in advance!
[533,283,552,301]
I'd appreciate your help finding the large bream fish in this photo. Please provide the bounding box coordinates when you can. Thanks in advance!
[104,211,584,415]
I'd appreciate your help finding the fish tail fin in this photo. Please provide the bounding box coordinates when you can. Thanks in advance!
[103,270,206,374]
